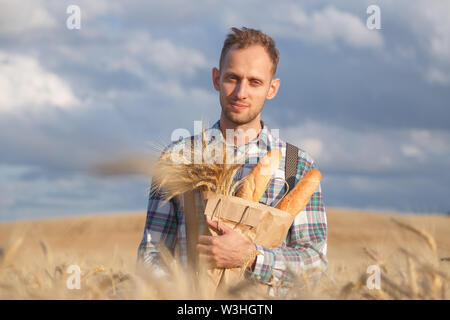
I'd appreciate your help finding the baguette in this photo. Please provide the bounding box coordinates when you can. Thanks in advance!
[275,168,322,216]
[235,149,282,202]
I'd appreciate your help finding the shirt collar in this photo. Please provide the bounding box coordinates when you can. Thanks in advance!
[208,119,273,150]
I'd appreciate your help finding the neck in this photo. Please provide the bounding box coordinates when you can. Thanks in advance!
[219,113,262,146]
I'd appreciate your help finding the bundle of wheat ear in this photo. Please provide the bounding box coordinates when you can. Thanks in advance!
[151,131,244,202]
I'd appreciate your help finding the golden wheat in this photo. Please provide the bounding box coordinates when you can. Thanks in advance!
[1,201,449,299]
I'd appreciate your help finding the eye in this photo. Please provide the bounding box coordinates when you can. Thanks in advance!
[251,79,261,85]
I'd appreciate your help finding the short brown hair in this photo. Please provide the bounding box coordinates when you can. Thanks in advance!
[219,27,280,77]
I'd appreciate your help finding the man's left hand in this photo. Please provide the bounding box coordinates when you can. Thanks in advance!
[197,219,257,269]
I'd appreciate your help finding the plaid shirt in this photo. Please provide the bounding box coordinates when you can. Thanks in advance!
[137,120,328,289]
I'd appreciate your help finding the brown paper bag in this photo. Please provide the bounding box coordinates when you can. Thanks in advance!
[197,191,295,294]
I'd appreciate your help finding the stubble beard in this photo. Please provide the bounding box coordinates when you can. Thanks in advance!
[220,98,263,126]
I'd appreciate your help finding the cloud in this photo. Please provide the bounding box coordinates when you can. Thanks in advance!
[401,145,422,160]
[409,129,450,156]
[281,5,384,49]
[275,118,450,213]
[426,67,450,85]
[421,3,450,65]
[47,31,211,93]
[413,2,450,86]
[379,0,450,86]
[324,172,450,214]
[0,0,56,36]
[223,2,384,50]
[122,32,211,78]
[275,119,450,176]
[149,79,216,104]
[0,51,79,112]
[298,138,323,160]
[0,163,150,221]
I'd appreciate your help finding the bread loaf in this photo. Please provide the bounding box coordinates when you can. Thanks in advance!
[275,168,322,216]
[235,149,282,202]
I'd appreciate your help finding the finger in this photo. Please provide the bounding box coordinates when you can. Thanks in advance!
[207,218,233,234]
[198,253,215,269]
[197,235,214,245]
[206,219,220,231]
[196,243,212,254]
[217,221,233,234]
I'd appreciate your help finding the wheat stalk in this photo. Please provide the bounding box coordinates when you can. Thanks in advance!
[406,256,419,298]
[0,237,24,268]
[362,247,389,274]
[390,218,437,256]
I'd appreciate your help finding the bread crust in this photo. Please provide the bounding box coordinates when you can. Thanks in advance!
[235,149,282,202]
[275,168,322,216]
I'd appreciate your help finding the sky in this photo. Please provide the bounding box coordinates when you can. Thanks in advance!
[0,0,449,221]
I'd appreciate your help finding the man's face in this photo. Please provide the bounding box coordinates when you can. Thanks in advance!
[212,44,280,126]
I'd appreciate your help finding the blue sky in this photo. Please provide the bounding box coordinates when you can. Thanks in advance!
[1,0,449,221]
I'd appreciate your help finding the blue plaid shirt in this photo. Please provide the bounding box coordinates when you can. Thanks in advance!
[137,120,328,288]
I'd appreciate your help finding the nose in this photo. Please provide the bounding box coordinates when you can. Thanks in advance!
[234,80,249,100]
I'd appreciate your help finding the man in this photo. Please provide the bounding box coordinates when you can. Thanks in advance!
[137,27,327,292]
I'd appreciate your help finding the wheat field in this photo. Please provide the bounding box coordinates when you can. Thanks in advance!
[0,208,449,299]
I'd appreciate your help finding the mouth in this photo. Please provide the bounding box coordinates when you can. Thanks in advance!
[230,101,249,111]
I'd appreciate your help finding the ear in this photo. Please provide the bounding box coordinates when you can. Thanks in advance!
[212,67,221,91]
[266,78,280,100]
